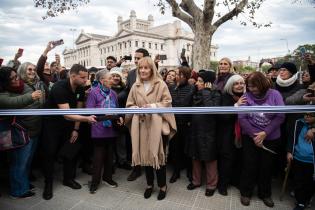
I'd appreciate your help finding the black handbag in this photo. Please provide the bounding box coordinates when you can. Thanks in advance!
[0,117,30,151]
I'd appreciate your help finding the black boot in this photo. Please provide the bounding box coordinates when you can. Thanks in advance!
[43,181,53,200]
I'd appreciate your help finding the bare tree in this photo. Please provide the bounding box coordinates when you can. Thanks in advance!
[37,1,315,70]
[155,0,273,70]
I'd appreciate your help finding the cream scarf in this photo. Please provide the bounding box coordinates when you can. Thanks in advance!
[276,73,298,87]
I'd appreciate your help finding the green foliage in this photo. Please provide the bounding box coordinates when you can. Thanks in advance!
[210,61,219,71]
[275,44,315,71]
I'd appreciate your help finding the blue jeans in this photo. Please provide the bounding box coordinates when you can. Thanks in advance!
[9,136,38,197]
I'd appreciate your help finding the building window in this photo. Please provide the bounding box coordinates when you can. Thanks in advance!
[101,60,103,66]
[112,46,114,51]
[119,43,122,50]
[161,44,164,50]
[104,48,106,53]
[149,43,152,49]
[142,42,145,48]
[107,47,110,52]
[129,41,131,47]
[155,43,158,50]
[124,42,127,48]
[135,41,138,47]
[100,49,102,54]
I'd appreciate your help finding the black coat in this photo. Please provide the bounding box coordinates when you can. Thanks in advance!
[186,88,221,161]
[169,82,195,125]
[217,93,238,149]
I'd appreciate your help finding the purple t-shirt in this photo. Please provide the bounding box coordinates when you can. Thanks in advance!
[86,86,118,139]
[238,89,285,140]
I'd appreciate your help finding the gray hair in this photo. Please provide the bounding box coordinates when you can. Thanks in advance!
[223,74,245,95]
[95,69,109,81]
[17,62,39,82]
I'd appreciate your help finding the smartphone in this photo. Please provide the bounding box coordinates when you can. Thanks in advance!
[51,39,64,47]
[18,48,24,55]
[123,55,132,61]
[0,58,3,66]
[307,88,315,97]
[159,54,167,60]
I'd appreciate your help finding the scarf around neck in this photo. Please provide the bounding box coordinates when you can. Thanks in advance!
[98,83,116,128]
[276,73,298,87]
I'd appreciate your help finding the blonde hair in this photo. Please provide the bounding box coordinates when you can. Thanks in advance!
[218,57,233,73]
[136,57,162,82]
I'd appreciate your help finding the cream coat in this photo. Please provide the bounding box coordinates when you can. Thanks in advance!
[126,78,176,169]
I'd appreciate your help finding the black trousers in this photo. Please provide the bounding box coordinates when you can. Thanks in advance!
[218,133,237,189]
[144,136,167,188]
[42,120,78,183]
[169,123,191,173]
[145,165,166,188]
[292,159,315,205]
[240,135,279,198]
[91,138,114,184]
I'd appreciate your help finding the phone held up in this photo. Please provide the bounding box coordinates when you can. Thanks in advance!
[159,54,167,60]
[51,39,64,48]
[123,55,132,61]
[18,48,24,55]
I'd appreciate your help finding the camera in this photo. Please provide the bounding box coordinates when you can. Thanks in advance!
[123,55,132,61]
[51,39,64,47]
[159,54,167,60]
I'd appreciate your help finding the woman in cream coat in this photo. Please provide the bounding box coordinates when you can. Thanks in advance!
[126,57,176,200]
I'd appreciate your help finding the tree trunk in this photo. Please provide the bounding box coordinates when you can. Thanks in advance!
[192,30,212,71]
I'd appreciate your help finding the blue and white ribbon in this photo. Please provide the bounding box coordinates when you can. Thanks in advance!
[0,105,314,116]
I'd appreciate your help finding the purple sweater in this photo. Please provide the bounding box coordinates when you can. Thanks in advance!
[238,89,285,140]
[86,86,118,139]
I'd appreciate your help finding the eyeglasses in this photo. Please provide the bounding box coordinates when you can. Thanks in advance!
[304,113,315,118]
[10,75,18,81]
[234,82,245,86]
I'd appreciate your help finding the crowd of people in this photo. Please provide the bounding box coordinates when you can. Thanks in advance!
[0,42,315,210]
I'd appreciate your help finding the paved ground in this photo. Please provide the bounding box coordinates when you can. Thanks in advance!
[0,166,312,210]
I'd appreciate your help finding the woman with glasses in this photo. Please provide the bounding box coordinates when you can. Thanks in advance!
[0,66,43,198]
[238,72,285,207]
[217,75,246,196]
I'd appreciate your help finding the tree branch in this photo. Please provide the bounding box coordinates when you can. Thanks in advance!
[179,0,202,19]
[203,0,216,22]
[166,0,195,30]
[213,0,248,30]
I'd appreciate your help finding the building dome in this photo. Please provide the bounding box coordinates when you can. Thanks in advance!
[130,10,136,18]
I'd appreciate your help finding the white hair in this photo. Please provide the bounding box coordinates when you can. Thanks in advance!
[95,69,109,81]
[223,74,245,95]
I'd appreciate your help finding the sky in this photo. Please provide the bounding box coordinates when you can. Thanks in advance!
[0,0,314,65]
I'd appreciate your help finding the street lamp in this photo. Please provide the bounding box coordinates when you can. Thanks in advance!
[70,28,77,50]
[280,38,290,54]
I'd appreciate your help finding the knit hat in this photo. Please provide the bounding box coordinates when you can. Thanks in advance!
[198,70,216,83]
[280,62,297,75]
[109,69,123,78]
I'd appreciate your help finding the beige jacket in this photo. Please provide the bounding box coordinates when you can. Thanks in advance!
[126,77,176,169]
